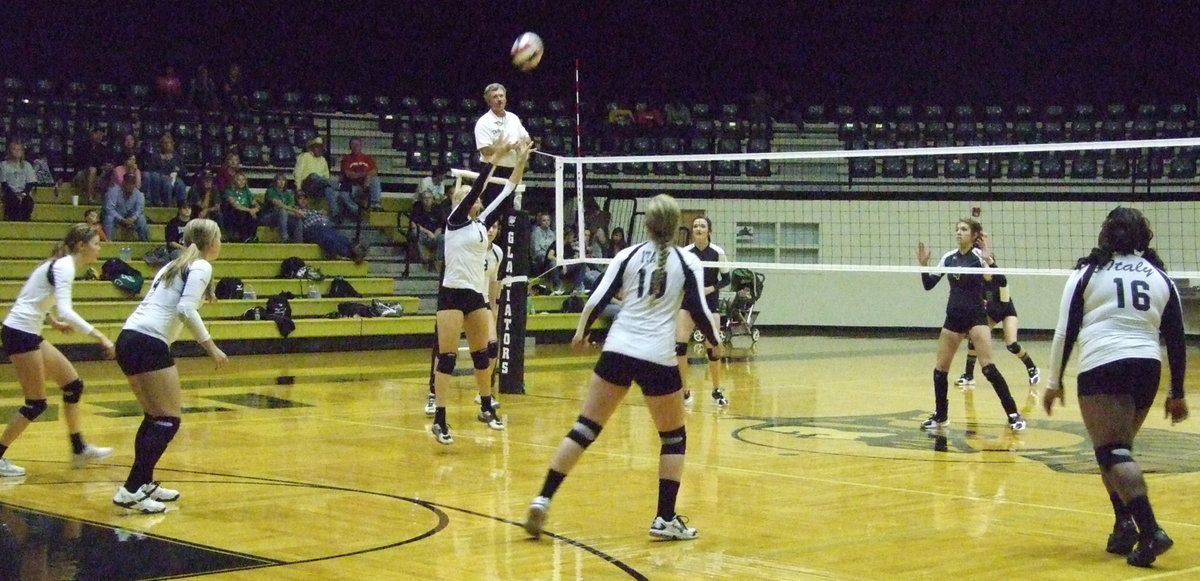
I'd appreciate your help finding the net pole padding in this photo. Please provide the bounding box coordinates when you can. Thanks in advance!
[553,137,1200,165]
[497,211,531,395]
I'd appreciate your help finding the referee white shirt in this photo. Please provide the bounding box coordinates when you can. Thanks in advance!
[123,260,213,345]
[475,110,530,168]
[3,256,94,336]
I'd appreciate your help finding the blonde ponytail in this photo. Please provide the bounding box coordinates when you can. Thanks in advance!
[643,194,680,301]
[161,219,220,301]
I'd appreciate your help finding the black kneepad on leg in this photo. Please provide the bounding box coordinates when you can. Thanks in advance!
[61,379,84,404]
[706,348,719,362]
[487,340,498,359]
[660,427,686,455]
[566,416,603,449]
[1006,342,1022,355]
[1095,443,1135,469]
[981,364,1003,383]
[435,352,457,375]
[18,399,47,421]
[470,348,490,370]
[675,342,688,357]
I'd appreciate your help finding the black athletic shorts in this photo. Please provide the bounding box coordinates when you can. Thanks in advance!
[0,325,43,356]
[986,300,1018,323]
[115,329,174,376]
[1077,358,1161,410]
[594,351,683,397]
[437,287,488,314]
[943,305,988,335]
[704,293,719,314]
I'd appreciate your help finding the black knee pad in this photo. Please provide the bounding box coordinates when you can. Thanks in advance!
[486,340,498,359]
[1095,443,1135,470]
[675,342,688,357]
[706,348,719,362]
[966,340,976,354]
[660,426,687,455]
[470,348,490,370]
[1006,342,1022,355]
[61,379,84,404]
[435,352,457,375]
[18,399,47,421]
[933,369,948,382]
[566,416,603,449]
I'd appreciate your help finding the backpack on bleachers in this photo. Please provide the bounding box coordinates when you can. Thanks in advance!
[101,258,140,281]
[266,292,293,319]
[280,257,306,279]
[216,277,244,299]
[327,276,362,298]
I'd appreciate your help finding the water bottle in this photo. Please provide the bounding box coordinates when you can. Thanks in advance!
[244,284,256,300]
[119,246,132,263]
[527,296,535,315]
[307,281,320,299]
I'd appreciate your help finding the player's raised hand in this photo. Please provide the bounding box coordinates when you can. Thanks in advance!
[916,242,930,265]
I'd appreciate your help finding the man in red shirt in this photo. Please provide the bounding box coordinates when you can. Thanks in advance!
[339,138,383,211]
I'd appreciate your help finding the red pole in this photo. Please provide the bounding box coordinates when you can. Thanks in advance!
[574,58,582,156]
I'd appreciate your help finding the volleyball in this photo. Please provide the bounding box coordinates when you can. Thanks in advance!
[511,32,544,71]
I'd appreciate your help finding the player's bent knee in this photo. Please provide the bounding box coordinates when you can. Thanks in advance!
[61,379,84,404]
[1095,443,1135,469]
[660,427,686,455]
[18,399,47,421]
[435,352,457,375]
[567,416,603,449]
[981,364,1003,382]
[675,342,688,357]
[470,348,490,370]
[486,340,498,359]
[1006,342,1022,355]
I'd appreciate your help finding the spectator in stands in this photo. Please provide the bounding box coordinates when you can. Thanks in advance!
[165,203,190,259]
[110,154,142,192]
[295,193,368,263]
[416,165,446,203]
[295,137,355,223]
[608,226,628,256]
[530,211,555,273]
[261,172,303,243]
[28,145,58,191]
[590,226,610,258]
[664,101,692,136]
[188,64,219,111]
[188,172,222,223]
[222,172,260,243]
[116,134,142,167]
[1,140,38,221]
[155,65,183,109]
[84,208,108,242]
[339,137,383,211]
[580,228,604,290]
[634,102,664,132]
[72,127,111,203]
[215,152,239,193]
[103,173,150,241]
[221,63,249,111]
[409,189,445,272]
[142,134,187,207]
[606,102,635,137]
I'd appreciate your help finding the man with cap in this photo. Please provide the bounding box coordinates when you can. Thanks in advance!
[294,136,357,223]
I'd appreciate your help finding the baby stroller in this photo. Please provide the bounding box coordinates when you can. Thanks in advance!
[692,268,765,345]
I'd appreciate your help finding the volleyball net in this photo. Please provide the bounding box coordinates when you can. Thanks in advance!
[544,138,1200,281]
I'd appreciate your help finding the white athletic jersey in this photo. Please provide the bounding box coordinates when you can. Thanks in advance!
[123,259,213,345]
[3,255,94,336]
[579,241,717,366]
[1046,254,1185,391]
[441,181,514,295]
[483,243,503,293]
[474,110,530,167]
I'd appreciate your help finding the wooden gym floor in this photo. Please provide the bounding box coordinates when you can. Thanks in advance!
[0,334,1198,580]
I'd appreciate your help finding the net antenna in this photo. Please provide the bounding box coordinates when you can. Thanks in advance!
[545,136,1200,280]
